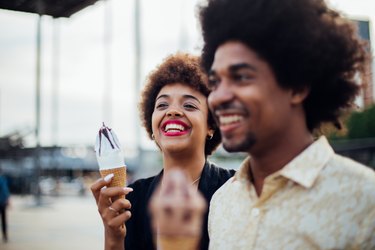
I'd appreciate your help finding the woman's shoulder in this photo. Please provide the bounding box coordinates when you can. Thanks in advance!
[128,175,158,190]
[206,161,236,179]
[198,161,236,202]
[201,161,236,189]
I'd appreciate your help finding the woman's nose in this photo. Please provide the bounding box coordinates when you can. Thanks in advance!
[166,109,183,117]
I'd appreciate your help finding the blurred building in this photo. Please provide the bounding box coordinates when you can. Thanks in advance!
[352,18,374,107]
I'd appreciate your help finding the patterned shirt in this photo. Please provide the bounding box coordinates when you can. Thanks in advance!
[208,136,375,250]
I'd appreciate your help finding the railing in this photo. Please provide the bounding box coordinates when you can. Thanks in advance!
[331,137,375,169]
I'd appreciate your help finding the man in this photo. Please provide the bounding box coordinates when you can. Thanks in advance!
[0,169,9,242]
[198,0,375,249]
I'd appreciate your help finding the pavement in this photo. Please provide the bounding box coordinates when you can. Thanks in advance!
[1,194,104,250]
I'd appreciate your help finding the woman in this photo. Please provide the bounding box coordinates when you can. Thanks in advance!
[91,53,235,250]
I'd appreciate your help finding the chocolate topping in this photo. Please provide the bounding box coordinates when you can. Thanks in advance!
[98,122,120,156]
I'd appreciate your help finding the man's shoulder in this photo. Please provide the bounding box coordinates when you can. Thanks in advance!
[209,178,234,221]
[327,153,375,184]
[320,154,375,206]
[210,175,241,204]
[208,176,249,240]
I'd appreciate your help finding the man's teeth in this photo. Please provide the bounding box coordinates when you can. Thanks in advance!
[165,124,185,132]
[219,115,243,125]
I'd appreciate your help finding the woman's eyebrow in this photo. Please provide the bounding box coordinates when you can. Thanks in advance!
[156,94,201,104]
[156,94,169,101]
[183,94,201,104]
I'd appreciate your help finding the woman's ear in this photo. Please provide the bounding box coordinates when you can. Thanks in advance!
[206,128,215,140]
[291,86,310,105]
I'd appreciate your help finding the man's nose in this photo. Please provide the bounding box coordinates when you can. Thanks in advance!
[208,81,234,108]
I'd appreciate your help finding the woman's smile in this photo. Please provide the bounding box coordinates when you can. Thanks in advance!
[161,119,191,136]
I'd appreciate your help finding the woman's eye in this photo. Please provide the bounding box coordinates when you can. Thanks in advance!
[184,103,197,110]
[155,103,168,109]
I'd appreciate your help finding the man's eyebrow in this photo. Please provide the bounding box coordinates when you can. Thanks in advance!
[156,94,201,104]
[229,63,257,72]
[208,63,257,75]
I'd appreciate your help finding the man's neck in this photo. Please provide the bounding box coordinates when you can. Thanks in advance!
[249,133,314,196]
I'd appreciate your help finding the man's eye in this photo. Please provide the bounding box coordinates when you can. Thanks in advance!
[234,74,252,81]
[208,77,219,90]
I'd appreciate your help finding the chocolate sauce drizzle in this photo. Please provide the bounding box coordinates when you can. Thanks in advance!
[98,122,120,156]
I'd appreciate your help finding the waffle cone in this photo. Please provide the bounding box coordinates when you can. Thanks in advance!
[157,236,199,250]
[100,166,127,200]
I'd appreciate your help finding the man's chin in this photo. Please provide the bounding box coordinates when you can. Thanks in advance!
[222,134,256,153]
[222,141,250,153]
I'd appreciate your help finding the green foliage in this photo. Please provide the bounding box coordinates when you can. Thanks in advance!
[320,123,345,140]
[347,104,375,139]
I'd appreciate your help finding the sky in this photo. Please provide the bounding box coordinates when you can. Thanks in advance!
[0,0,374,153]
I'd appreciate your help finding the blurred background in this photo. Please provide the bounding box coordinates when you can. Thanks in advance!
[0,0,374,249]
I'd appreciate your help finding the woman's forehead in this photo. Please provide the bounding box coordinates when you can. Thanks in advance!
[157,83,206,100]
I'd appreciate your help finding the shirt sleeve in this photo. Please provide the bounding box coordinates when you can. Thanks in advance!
[207,186,219,241]
[359,206,375,250]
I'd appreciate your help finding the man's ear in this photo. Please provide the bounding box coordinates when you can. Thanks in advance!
[290,86,310,105]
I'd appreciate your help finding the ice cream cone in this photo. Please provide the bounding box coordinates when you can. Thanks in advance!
[100,166,127,199]
[95,123,127,200]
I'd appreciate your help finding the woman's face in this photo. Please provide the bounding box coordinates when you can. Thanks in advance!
[152,83,211,155]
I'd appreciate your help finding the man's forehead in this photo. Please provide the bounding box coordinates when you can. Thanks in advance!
[211,42,256,72]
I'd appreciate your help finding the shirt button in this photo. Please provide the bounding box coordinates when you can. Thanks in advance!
[251,208,260,217]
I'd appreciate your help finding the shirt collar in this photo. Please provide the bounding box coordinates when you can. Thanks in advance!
[236,136,334,188]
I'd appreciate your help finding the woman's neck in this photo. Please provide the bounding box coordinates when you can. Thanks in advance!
[162,151,206,184]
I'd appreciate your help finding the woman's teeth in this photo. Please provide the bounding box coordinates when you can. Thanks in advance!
[165,124,185,132]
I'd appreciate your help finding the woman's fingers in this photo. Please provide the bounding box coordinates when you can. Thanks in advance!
[101,196,133,236]
[107,210,132,229]
[90,173,114,204]
[91,173,133,226]
[90,173,133,243]
[108,197,132,213]
[98,186,133,214]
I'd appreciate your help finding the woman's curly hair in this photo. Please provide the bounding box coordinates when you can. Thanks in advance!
[139,53,221,156]
[199,0,370,131]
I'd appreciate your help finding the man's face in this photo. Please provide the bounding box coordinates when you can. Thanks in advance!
[208,41,295,154]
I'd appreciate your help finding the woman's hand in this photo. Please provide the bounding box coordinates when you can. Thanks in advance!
[91,174,133,250]
[149,169,207,250]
